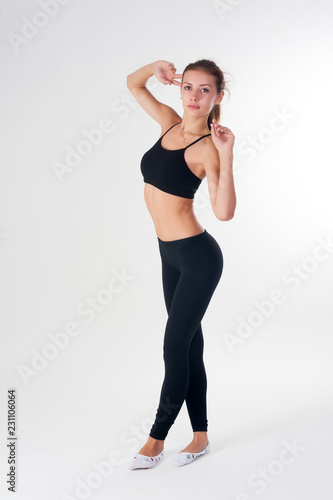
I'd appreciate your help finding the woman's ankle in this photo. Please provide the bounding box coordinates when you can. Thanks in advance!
[148,435,164,444]
[192,431,208,443]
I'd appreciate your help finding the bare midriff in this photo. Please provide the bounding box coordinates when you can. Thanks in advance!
[143,183,205,242]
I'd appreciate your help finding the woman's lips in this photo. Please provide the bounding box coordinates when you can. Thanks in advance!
[188,105,200,110]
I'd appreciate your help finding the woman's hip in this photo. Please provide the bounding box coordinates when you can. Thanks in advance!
[158,229,223,277]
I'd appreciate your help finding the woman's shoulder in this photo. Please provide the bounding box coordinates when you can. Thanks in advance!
[161,112,182,129]
[195,134,219,166]
[158,112,182,138]
[198,133,216,152]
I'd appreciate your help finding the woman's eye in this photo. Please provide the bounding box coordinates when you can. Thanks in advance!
[183,86,209,92]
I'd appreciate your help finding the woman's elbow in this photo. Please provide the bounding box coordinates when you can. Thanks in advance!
[216,211,235,221]
[126,74,132,89]
[213,204,236,221]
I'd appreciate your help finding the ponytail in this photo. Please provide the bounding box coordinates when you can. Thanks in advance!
[208,104,221,130]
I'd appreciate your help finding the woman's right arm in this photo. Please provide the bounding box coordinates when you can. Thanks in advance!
[126,60,182,128]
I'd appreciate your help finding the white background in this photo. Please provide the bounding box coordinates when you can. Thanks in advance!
[1,0,333,499]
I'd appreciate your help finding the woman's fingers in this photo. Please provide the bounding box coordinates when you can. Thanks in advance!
[211,120,231,137]
[157,71,173,85]
[211,119,228,133]
[172,79,182,87]
[166,64,182,85]
[211,119,217,133]
[155,62,183,86]
[172,73,183,86]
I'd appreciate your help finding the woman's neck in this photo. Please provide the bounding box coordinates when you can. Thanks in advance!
[178,114,210,138]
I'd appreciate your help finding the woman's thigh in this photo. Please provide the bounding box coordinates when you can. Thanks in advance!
[161,258,181,314]
[162,232,223,361]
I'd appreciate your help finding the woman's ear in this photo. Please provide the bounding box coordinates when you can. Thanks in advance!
[215,90,224,105]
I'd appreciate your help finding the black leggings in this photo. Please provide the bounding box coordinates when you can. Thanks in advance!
[149,229,223,441]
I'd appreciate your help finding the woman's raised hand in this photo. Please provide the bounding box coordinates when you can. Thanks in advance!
[152,60,183,86]
[210,119,235,152]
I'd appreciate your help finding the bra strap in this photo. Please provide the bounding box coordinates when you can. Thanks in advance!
[160,122,182,140]
[184,133,211,150]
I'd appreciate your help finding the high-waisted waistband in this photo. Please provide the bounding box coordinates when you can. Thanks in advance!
[157,229,223,273]
[157,229,207,246]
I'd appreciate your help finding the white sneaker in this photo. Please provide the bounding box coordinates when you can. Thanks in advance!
[128,448,164,470]
[170,442,210,467]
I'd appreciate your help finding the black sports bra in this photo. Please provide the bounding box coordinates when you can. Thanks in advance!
[140,122,211,199]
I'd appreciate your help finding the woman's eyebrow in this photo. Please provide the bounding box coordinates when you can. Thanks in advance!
[183,81,212,87]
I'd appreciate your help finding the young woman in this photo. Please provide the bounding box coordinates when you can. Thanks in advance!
[127,59,236,469]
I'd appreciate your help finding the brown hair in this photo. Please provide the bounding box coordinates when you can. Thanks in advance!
[182,59,228,129]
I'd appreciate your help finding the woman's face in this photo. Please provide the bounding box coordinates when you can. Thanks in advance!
[180,70,224,116]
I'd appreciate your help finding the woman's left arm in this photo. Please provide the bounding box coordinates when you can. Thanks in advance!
[205,119,236,221]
